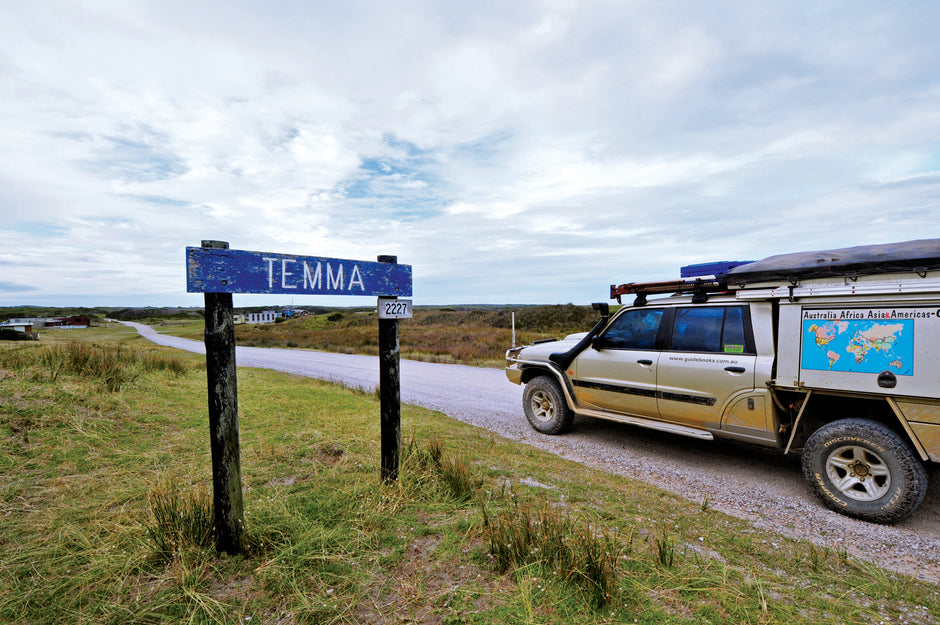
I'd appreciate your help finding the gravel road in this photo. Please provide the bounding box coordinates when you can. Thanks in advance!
[123,321,940,584]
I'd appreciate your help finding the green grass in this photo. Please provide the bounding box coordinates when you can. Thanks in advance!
[1,328,938,624]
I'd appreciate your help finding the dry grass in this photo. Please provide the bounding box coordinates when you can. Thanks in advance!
[232,305,600,366]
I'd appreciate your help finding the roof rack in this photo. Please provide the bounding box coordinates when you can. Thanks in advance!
[734,276,940,300]
[610,276,727,306]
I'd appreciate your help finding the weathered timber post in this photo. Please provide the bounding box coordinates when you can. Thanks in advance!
[202,240,247,554]
[187,244,412,491]
[378,255,401,482]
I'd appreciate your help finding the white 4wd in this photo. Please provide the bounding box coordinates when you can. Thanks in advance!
[507,240,940,523]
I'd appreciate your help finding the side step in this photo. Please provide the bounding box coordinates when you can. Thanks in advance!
[576,408,714,440]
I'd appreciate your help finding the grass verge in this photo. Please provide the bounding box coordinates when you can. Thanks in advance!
[1,330,938,624]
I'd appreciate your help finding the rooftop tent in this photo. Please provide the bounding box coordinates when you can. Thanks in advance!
[726,239,940,284]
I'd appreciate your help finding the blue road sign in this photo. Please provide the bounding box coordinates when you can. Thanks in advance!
[187,247,412,296]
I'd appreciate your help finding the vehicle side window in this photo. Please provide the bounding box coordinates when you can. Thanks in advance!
[722,307,747,353]
[669,306,751,354]
[599,309,664,349]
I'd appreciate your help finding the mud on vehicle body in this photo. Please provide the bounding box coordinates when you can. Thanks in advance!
[506,240,940,523]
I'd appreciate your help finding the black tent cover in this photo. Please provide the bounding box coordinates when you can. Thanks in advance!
[726,239,940,284]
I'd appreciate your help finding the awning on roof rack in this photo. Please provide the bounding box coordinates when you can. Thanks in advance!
[726,239,940,284]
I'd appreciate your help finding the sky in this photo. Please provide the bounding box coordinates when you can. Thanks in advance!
[2,1,939,308]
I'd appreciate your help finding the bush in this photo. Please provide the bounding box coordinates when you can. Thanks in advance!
[514,304,597,332]
[0,328,37,341]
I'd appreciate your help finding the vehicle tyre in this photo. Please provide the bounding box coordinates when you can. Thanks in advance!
[523,376,574,435]
[801,418,928,524]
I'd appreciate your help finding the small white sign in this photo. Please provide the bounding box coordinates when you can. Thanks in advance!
[378,298,413,319]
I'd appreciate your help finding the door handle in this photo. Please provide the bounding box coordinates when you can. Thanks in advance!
[724,366,746,373]
[637,359,653,366]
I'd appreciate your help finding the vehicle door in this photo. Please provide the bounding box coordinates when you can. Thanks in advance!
[570,307,665,418]
[656,305,758,429]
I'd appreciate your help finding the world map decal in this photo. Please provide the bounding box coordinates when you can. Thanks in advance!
[802,317,914,376]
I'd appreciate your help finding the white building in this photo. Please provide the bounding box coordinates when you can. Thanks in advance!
[246,310,279,324]
[0,320,34,333]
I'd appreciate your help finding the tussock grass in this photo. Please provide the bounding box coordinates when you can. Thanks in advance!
[401,435,481,503]
[482,500,618,607]
[1,341,193,391]
[1,326,939,624]
[653,528,677,568]
[146,479,215,561]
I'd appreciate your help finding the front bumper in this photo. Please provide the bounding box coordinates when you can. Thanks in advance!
[505,364,523,385]
[505,347,525,385]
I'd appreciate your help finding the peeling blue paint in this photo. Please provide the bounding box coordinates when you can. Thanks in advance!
[187,247,412,297]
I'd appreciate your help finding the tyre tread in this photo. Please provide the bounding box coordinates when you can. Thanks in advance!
[802,418,927,524]
[522,376,574,435]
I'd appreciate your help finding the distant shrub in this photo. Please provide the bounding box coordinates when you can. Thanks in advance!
[0,329,37,341]
[514,304,597,332]
[233,304,603,365]
[110,307,200,320]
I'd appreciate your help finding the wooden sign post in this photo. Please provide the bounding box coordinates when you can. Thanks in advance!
[187,242,412,553]
[377,256,401,482]
[200,240,246,555]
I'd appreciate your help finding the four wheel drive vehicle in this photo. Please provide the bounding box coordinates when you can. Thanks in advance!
[506,239,940,523]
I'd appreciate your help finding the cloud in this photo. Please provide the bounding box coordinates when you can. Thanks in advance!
[80,128,188,183]
[0,281,38,292]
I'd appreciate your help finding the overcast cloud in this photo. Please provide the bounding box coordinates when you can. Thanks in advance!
[1,1,939,307]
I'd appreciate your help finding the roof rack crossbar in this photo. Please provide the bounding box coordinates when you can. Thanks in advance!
[610,276,726,304]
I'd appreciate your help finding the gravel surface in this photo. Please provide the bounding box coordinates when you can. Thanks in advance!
[123,321,940,584]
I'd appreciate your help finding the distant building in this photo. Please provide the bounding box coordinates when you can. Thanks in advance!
[0,320,34,333]
[45,316,91,329]
[246,310,278,324]
[4,317,44,327]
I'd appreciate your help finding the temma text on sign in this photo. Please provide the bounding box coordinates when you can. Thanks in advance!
[187,247,412,297]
